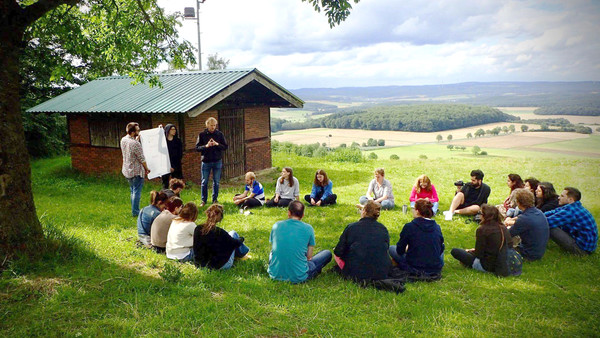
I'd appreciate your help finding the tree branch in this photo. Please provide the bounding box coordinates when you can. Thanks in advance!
[21,0,80,28]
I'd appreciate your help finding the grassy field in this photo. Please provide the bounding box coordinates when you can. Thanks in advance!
[2,152,600,336]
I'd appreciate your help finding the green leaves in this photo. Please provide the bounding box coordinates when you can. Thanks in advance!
[302,0,360,28]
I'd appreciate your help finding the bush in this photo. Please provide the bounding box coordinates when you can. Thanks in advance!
[447,145,454,150]
[419,154,428,159]
[350,142,360,148]
[377,139,385,146]
[314,147,328,158]
[324,147,364,163]
[368,152,378,160]
[390,154,400,160]
[339,143,347,148]
[575,126,592,134]
[472,145,481,155]
[480,151,488,155]
[160,262,184,283]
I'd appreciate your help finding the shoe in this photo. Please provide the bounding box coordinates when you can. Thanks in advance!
[212,200,219,204]
[199,201,206,207]
[236,253,252,261]
[443,211,453,221]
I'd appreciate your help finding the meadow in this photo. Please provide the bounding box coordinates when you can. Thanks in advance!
[1,150,600,336]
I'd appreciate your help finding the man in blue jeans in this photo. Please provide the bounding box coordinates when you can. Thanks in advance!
[195,117,228,206]
[120,122,150,216]
[268,201,332,283]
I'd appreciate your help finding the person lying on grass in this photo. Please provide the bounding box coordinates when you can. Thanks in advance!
[233,172,265,209]
[359,168,394,210]
[166,202,198,263]
[409,174,439,215]
[304,169,337,207]
[333,200,390,281]
[390,199,445,276]
[193,204,250,270]
[137,191,169,248]
[151,197,183,254]
[268,201,332,283]
[504,189,549,261]
[450,204,513,275]
[443,169,490,220]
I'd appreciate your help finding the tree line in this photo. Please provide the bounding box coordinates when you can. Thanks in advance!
[534,106,600,116]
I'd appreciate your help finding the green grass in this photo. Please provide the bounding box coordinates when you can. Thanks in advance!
[2,153,600,336]
[529,135,600,154]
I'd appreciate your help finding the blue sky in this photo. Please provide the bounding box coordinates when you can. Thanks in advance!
[158,0,600,89]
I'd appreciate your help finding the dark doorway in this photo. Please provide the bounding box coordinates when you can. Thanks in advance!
[219,108,245,178]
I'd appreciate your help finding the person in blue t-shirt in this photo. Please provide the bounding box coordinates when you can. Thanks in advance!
[268,201,332,283]
[304,169,337,206]
[233,172,265,209]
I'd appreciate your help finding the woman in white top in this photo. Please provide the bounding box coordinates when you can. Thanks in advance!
[265,167,300,207]
[359,168,395,210]
[166,202,198,262]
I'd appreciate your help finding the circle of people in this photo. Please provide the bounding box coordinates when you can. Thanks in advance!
[136,168,598,284]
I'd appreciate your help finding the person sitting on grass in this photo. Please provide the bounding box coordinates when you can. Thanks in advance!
[304,169,337,207]
[268,201,332,283]
[389,199,445,276]
[504,188,549,261]
[545,187,597,255]
[524,177,540,205]
[359,168,394,210]
[193,204,250,270]
[233,172,265,209]
[166,202,198,262]
[535,182,559,212]
[498,174,524,217]
[151,196,183,254]
[137,191,169,248]
[265,167,300,208]
[450,204,513,275]
[409,174,439,215]
[443,169,490,220]
[161,178,185,198]
[333,200,390,281]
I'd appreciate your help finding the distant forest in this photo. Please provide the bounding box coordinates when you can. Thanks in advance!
[272,104,519,132]
[534,106,600,116]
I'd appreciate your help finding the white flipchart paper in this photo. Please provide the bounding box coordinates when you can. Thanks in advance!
[139,128,171,180]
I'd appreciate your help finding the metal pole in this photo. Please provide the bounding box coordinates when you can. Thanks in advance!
[196,0,202,70]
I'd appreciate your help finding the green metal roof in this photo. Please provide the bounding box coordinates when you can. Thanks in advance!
[27,68,303,114]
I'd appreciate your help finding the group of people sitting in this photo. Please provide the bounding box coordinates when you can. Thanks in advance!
[134,168,597,284]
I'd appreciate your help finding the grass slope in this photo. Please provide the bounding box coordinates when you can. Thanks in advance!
[1,153,600,336]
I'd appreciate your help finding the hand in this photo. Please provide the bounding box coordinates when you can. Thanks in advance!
[274,196,279,203]
[234,199,242,205]
[310,198,316,205]
[316,200,322,206]
[145,168,151,175]
[466,248,475,254]
[158,124,163,128]
[170,168,175,173]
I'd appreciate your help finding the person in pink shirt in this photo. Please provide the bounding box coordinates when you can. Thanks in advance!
[409,175,439,215]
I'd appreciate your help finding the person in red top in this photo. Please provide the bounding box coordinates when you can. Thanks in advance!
[409,175,439,215]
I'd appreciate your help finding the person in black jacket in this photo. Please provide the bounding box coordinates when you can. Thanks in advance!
[443,169,491,219]
[161,124,184,189]
[195,117,228,206]
[535,182,559,212]
[333,200,391,281]
[193,204,250,270]
[389,199,445,275]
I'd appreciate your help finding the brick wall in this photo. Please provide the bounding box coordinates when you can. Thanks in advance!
[68,114,89,145]
[244,106,270,140]
[244,106,272,173]
[71,145,122,175]
[245,138,271,173]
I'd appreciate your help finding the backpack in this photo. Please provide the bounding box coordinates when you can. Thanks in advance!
[495,225,523,277]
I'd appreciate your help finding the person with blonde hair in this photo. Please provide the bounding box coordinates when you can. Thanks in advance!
[409,175,439,214]
[304,169,337,206]
[359,168,394,210]
[333,200,390,281]
[193,204,250,270]
[233,172,265,209]
[195,117,228,207]
[166,202,198,262]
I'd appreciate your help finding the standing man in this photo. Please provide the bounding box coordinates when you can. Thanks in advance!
[443,169,491,220]
[268,201,332,283]
[545,187,597,255]
[121,122,150,217]
[195,117,228,207]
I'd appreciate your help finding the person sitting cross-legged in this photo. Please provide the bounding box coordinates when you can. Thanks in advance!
[443,169,491,220]
[268,201,332,283]
[233,172,265,209]
[265,167,300,208]
[304,169,337,206]
[166,202,198,262]
[545,187,597,255]
[505,188,549,261]
[359,168,394,210]
[151,196,183,254]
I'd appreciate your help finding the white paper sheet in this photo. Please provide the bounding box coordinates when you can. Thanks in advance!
[139,128,171,180]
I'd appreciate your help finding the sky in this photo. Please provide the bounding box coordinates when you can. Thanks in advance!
[157,0,600,89]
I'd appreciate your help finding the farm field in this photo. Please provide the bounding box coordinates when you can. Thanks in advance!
[2,152,599,336]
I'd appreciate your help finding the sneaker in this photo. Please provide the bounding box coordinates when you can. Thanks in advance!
[236,253,252,261]
[443,211,453,221]
[199,201,206,207]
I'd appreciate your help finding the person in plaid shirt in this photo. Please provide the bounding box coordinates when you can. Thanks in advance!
[545,187,597,255]
[121,122,150,217]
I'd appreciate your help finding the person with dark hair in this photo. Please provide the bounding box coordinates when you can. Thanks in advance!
[305,169,337,206]
[545,187,597,255]
[161,124,183,189]
[161,178,186,198]
[390,199,445,275]
[505,189,549,261]
[268,201,332,283]
[443,169,491,219]
[359,168,394,210]
[535,182,559,212]
[121,122,150,216]
[524,177,540,204]
[333,201,390,281]
[233,172,265,209]
[451,204,513,275]
[409,174,439,214]
[195,117,228,207]
[193,204,250,270]
[151,197,184,253]
[498,174,525,217]
[166,202,198,262]
[265,167,300,208]
[137,191,168,247]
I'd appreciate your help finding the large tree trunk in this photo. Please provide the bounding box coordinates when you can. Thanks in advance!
[0,2,43,262]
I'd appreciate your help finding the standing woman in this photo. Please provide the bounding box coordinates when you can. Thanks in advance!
[304,169,337,206]
[162,124,183,190]
[166,202,198,262]
[450,204,513,275]
[359,168,394,210]
[409,175,439,215]
[265,167,300,208]
[535,182,559,212]
[193,204,250,270]
[137,191,169,247]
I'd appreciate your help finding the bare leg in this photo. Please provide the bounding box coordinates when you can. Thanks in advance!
[456,205,481,215]
[448,192,465,214]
